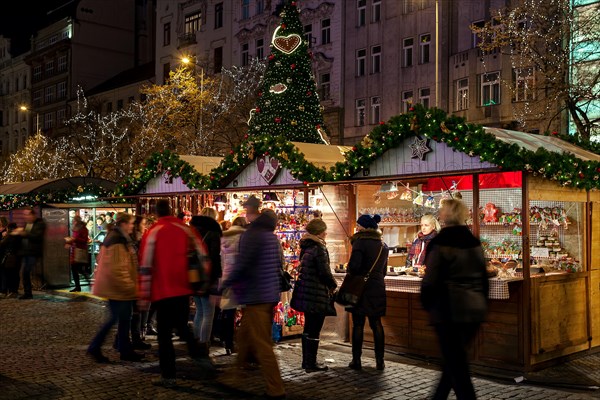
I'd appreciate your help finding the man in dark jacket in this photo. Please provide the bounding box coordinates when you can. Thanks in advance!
[221,209,286,400]
[17,208,46,299]
[421,199,488,400]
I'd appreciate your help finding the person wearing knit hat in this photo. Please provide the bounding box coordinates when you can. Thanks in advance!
[356,214,381,230]
[346,213,388,371]
[291,218,337,373]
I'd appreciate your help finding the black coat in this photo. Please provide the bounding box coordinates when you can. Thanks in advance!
[190,216,223,289]
[20,218,46,257]
[290,234,337,316]
[0,233,21,269]
[421,225,489,324]
[346,229,388,317]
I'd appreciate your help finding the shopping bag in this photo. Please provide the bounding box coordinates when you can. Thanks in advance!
[335,273,368,306]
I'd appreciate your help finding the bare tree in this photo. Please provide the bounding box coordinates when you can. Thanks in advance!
[473,0,600,141]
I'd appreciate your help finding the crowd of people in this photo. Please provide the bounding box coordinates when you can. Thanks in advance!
[0,197,488,400]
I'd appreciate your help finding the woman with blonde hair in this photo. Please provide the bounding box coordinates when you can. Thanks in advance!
[406,214,441,269]
[421,199,488,399]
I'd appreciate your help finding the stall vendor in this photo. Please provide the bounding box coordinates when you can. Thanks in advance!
[406,214,440,268]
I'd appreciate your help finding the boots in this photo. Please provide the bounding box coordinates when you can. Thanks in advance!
[373,320,385,371]
[348,324,363,370]
[302,334,328,372]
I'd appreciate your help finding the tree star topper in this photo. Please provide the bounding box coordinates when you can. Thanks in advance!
[409,137,432,160]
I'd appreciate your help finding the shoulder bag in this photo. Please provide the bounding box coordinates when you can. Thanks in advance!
[74,247,89,264]
[335,244,384,306]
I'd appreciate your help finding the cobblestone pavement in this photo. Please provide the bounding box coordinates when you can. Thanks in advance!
[0,290,599,400]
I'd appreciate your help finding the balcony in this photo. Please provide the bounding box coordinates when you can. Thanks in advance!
[178,32,197,49]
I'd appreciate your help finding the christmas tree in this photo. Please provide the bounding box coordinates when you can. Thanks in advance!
[248,0,328,144]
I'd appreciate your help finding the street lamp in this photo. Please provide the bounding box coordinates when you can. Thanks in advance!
[20,105,40,134]
[181,56,204,135]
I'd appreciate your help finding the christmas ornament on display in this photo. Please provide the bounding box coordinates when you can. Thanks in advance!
[247,0,329,144]
[409,137,432,160]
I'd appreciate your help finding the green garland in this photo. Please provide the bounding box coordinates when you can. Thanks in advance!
[0,184,116,211]
[116,105,600,196]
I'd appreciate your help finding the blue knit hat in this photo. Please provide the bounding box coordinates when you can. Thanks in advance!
[356,214,381,229]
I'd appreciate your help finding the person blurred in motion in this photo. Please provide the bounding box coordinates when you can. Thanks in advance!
[346,214,388,371]
[406,214,440,269]
[221,209,286,400]
[219,216,248,355]
[130,215,151,350]
[87,213,144,363]
[421,199,488,400]
[189,207,222,362]
[67,216,89,293]
[290,218,337,373]
[0,223,21,298]
[138,200,211,387]
[15,208,46,300]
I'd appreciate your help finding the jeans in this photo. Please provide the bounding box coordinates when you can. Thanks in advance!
[193,295,215,343]
[155,295,200,379]
[88,299,134,355]
[21,256,37,296]
[236,303,285,397]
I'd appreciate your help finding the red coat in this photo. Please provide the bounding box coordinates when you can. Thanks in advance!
[70,226,89,265]
[138,216,209,305]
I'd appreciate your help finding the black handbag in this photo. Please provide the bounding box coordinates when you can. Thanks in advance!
[280,269,293,292]
[336,244,384,306]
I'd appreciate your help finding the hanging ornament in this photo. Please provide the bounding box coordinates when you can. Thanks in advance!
[275,61,282,66]
[275,117,282,123]
[269,83,288,94]
[424,192,435,208]
[286,77,293,83]
[410,114,418,131]
[440,121,451,134]
[298,105,305,111]
[268,54,275,61]
[290,63,296,69]
[265,100,271,106]
[272,27,302,54]
[255,107,261,113]
[319,105,325,112]
[413,191,425,206]
[291,120,297,126]
[400,184,413,201]
[307,90,312,96]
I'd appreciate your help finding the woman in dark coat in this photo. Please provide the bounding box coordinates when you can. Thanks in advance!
[346,214,388,371]
[0,223,21,297]
[421,199,488,400]
[290,218,337,373]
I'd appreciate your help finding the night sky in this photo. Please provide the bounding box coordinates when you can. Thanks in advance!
[0,0,73,55]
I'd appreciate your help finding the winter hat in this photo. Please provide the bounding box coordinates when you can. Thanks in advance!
[306,218,327,235]
[356,214,381,229]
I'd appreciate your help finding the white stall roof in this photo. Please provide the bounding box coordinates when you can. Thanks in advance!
[178,155,223,174]
[292,142,351,168]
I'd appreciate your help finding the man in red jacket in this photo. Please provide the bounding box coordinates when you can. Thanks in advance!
[138,199,211,387]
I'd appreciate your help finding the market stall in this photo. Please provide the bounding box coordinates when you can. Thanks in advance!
[341,121,600,372]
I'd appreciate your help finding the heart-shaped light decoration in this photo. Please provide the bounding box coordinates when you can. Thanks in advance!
[271,26,302,54]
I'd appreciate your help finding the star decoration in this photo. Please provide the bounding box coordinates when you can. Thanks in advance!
[409,137,432,160]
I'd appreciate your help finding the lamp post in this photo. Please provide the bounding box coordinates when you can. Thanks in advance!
[181,56,204,135]
[20,105,40,134]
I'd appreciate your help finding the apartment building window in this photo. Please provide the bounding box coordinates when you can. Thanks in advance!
[320,73,331,100]
[241,0,250,20]
[456,78,469,110]
[117,99,124,110]
[163,62,171,83]
[471,20,484,49]
[241,43,249,66]
[372,0,381,22]
[255,38,264,60]
[46,60,54,76]
[371,96,381,124]
[184,11,201,34]
[420,34,431,64]
[57,108,66,125]
[356,49,366,76]
[357,0,366,26]
[45,86,55,103]
[215,3,223,28]
[256,0,264,15]
[49,35,58,45]
[58,55,67,72]
[214,47,223,73]
[402,90,413,113]
[57,81,67,99]
[514,67,535,102]
[419,87,430,108]
[356,99,366,126]
[33,90,42,107]
[304,24,313,48]
[44,112,53,130]
[321,19,331,45]
[163,23,171,46]
[215,3,223,29]
[33,65,42,81]
[481,72,500,106]
[371,45,381,74]
[403,38,413,67]
[107,102,113,113]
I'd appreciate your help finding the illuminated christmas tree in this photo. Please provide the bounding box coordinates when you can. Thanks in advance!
[248,0,328,144]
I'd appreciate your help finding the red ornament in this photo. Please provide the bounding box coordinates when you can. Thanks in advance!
[454,137,459,141]
[309,52,313,58]
[409,107,415,111]
[307,91,312,96]
[352,146,358,151]
[379,121,385,125]
[281,23,286,29]
[244,134,249,139]
[579,172,585,178]
[552,131,558,135]
[291,63,296,69]
[210,176,215,180]
[258,91,263,97]
[316,124,321,129]
[291,1,296,5]
[229,150,234,155]
[268,54,275,60]
[275,117,282,123]
[123,184,128,188]
[265,151,270,156]
[303,181,308,186]
[255,107,261,112]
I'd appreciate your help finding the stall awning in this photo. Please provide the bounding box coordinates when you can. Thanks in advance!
[292,142,351,168]
[0,177,116,195]
[484,128,600,162]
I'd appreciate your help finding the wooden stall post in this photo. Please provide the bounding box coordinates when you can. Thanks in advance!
[521,172,532,371]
